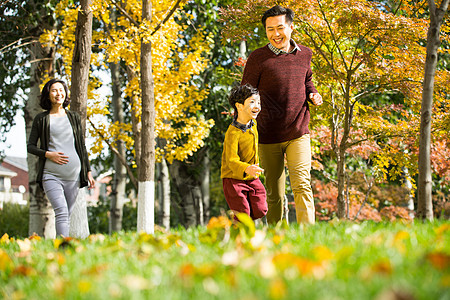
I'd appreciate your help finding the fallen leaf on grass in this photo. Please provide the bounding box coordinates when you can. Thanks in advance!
[259,256,277,278]
[53,277,68,296]
[196,263,217,277]
[53,238,75,250]
[122,274,150,291]
[394,230,410,241]
[435,223,450,236]
[207,216,232,230]
[391,230,410,254]
[15,239,32,257]
[89,234,106,243]
[81,264,109,276]
[203,277,220,295]
[269,278,287,300]
[271,253,297,272]
[78,280,92,293]
[46,252,66,265]
[426,251,450,270]
[250,230,266,249]
[271,252,328,279]
[11,265,37,277]
[179,263,195,279]
[108,283,123,298]
[222,250,240,266]
[374,288,415,300]
[0,248,14,271]
[175,239,190,256]
[312,245,334,261]
[272,234,283,245]
[371,259,393,275]
[28,234,41,241]
[1,233,11,244]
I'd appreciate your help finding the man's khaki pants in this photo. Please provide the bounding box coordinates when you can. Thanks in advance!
[259,134,315,224]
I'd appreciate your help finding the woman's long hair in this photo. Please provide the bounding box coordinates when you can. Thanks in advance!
[39,79,71,111]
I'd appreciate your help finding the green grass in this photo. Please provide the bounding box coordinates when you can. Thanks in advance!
[1,217,449,300]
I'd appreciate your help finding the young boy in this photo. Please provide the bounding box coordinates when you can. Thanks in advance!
[221,84,267,220]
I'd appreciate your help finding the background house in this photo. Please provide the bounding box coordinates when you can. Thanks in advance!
[0,156,28,208]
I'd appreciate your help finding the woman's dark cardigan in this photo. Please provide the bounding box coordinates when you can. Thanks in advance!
[27,109,91,189]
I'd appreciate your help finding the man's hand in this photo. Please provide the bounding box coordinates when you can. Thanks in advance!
[45,151,69,165]
[245,164,264,178]
[310,93,323,106]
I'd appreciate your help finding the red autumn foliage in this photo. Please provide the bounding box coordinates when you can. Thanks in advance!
[313,178,413,222]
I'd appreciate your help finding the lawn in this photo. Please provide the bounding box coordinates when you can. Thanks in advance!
[1,216,449,300]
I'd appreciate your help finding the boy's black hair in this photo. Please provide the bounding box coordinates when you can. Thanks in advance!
[40,78,71,111]
[228,83,259,112]
[261,5,295,28]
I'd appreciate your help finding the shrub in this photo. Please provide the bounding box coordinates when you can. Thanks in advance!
[0,203,29,238]
[87,196,137,234]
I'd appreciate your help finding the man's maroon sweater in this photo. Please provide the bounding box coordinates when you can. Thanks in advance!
[241,44,318,144]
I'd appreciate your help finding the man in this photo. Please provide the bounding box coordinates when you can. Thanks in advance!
[241,5,323,224]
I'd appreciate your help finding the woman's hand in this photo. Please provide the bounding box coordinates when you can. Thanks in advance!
[87,171,95,190]
[45,151,69,165]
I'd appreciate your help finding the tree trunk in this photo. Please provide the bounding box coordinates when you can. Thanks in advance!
[69,0,93,238]
[402,167,415,218]
[336,151,346,219]
[137,0,156,234]
[200,154,210,224]
[155,138,170,229]
[109,61,126,233]
[26,41,55,238]
[127,67,142,177]
[70,0,93,132]
[417,0,449,221]
[159,157,171,229]
[169,160,198,227]
[336,81,352,219]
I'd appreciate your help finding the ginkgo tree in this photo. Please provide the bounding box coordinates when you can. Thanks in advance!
[221,0,450,219]
[40,0,214,230]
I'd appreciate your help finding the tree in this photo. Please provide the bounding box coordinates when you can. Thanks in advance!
[137,0,156,234]
[109,61,127,232]
[68,0,93,238]
[417,0,450,221]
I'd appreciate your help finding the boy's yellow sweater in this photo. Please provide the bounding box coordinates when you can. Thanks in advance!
[221,121,259,181]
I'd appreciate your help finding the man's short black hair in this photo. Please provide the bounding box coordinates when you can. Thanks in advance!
[228,83,259,112]
[262,5,295,28]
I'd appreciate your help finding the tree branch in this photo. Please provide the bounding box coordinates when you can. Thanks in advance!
[353,174,374,220]
[316,0,349,72]
[0,37,38,55]
[110,0,139,27]
[151,0,183,35]
[88,118,138,189]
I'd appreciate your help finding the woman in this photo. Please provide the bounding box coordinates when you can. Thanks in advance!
[27,78,95,237]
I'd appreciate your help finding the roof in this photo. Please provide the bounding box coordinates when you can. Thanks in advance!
[3,156,28,172]
[0,165,17,177]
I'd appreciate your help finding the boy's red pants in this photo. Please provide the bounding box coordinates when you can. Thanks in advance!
[222,178,267,220]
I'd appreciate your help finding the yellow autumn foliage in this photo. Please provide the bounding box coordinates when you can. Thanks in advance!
[40,0,214,164]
